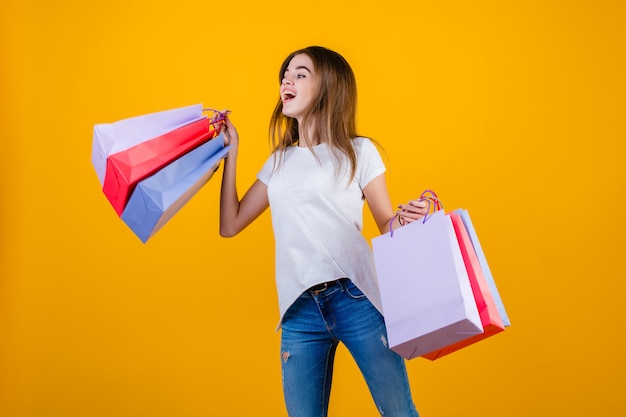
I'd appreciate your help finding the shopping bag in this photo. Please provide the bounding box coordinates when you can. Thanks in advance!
[92,104,204,185]
[421,210,505,360]
[102,117,222,216]
[120,134,230,243]
[457,209,511,326]
[372,209,483,360]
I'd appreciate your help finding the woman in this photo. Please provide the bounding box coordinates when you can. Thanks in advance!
[218,46,426,417]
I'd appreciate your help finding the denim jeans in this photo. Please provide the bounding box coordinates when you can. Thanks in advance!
[280,279,419,417]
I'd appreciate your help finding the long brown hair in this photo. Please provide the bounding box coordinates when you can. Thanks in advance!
[269,46,360,180]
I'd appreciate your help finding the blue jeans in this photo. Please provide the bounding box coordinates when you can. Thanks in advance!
[280,279,419,417]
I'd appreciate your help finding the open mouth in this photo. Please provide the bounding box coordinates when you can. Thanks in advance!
[283,91,296,102]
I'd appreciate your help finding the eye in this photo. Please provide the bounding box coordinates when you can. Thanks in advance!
[297,73,306,79]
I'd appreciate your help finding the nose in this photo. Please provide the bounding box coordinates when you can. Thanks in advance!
[281,76,294,86]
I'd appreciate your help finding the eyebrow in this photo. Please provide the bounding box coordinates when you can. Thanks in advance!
[285,65,312,73]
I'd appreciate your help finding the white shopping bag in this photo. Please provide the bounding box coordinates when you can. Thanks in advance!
[91,104,204,185]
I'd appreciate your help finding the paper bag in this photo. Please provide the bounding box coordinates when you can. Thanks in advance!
[372,210,483,360]
[421,210,505,360]
[120,134,230,243]
[102,117,219,216]
[456,209,511,326]
[92,104,203,185]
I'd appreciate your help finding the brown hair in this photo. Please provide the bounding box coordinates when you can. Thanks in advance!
[269,46,360,180]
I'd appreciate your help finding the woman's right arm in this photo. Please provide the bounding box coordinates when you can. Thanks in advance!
[219,115,269,237]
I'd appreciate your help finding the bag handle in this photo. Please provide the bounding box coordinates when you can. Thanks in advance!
[203,108,230,136]
[419,189,443,211]
[389,189,443,237]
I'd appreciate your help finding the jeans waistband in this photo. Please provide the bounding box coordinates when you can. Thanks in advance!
[308,278,350,295]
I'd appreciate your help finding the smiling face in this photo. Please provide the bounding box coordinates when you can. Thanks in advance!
[280,53,317,123]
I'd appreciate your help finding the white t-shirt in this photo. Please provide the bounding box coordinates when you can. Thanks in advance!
[257,137,387,328]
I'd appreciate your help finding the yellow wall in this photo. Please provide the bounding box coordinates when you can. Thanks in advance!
[1,1,624,416]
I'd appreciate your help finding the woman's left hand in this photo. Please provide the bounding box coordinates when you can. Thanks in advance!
[396,199,429,224]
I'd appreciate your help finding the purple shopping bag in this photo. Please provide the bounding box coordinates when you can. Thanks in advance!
[92,104,204,185]
[372,210,483,360]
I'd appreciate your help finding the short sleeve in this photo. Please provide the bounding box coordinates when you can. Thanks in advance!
[353,137,386,189]
[257,153,277,185]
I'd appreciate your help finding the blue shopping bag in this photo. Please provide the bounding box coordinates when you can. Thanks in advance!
[120,133,230,243]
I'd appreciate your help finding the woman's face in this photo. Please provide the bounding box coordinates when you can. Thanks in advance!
[280,53,317,122]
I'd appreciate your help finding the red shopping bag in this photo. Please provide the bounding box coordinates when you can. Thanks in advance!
[102,116,222,216]
[421,209,505,360]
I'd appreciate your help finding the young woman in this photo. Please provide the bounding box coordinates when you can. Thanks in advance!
[218,46,427,417]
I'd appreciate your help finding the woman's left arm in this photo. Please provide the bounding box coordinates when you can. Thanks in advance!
[363,174,428,235]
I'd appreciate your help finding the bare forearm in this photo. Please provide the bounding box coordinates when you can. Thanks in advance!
[219,151,240,237]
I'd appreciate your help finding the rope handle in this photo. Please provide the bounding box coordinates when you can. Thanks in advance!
[389,189,443,237]
[203,108,230,136]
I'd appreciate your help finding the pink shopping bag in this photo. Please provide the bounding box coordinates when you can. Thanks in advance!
[421,210,505,360]
[456,209,511,327]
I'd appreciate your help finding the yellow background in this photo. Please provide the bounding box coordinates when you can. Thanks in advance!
[1,0,624,416]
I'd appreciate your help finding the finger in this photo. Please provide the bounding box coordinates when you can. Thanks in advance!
[408,200,428,208]
[398,204,420,214]
[396,210,416,220]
